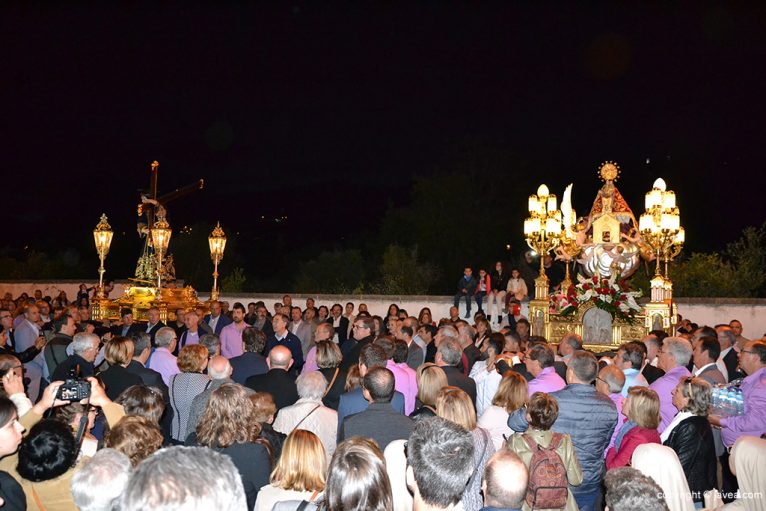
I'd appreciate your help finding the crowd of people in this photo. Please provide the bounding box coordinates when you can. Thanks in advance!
[0,287,764,511]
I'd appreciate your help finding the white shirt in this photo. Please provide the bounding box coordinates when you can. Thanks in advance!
[694,362,717,377]
[146,322,157,333]
[290,320,302,335]
[470,360,502,417]
[477,405,512,451]
[717,347,731,382]
[208,315,220,332]
[660,411,694,443]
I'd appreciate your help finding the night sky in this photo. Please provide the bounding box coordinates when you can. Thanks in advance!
[3,3,766,280]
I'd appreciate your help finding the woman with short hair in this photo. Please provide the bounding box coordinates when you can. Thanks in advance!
[478,370,527,450]
[250,392,285,462]
[255,429,326,511]
[606,387,662,469]
[168,344,210,442]
[98,337,143,400]
[409,363,447,421]
[316,341,346,410]
[436,386,495,511]
[105,415,163,467]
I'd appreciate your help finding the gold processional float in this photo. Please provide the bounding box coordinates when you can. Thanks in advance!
[91,161,228,323]
[524,162,684,352]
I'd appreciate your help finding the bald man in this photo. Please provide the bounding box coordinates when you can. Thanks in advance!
[481,450,528,511]
[244,345,298,411]
[185,356,236,439]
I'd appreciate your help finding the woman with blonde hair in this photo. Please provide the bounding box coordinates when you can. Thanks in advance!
[255,429,327,511]
[168,344,210,442]
[105,415,164,467]
[409,363,447,420]
[632,444,695,511]
[98,336,142,400]
[478,370,527,450]
[193,382,271,511]
[606,386,661,469]
[436,386,495,511]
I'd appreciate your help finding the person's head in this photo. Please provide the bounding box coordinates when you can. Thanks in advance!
[119,308,134,326]
[482,450,528,510]
[209,301,222,318]
[296,371,328,401]
[230,302,245,323]
[671,376,711,416]
[130,332,152,360]
[24,303,40,322]
[373,336,396,360]
[71,448,132,511]
[623,387,661,429]
[330,303,342,319]
[392,339,409,364]
[104,415,164,467]
[516,318,530,338]
[739,340,766,376]
[270,429,327,492]
[406,417,474,509]
[208,355,233,380]
[54,402,97,433]
[104,337,134,367]
[272,313,289,335]
[435,337,462,368]
[0,396,24,457]
[614,342,644,371]
[256,304,269,319]
[0,309,12,332]
[267,345,293,371]
[71,332,100,363]
[324,437,392,511]
[318,305,329,320]
[17,420,78,482]
[716,326,737,350]
[282,295,292,307]
[177,344,209,373]
[120,446,247,511]
[306,297,315,310]
[558,332,583,357]
[596,365,626,396]
[418,308,432,325]
[315,322,335,342]
[54,314,77,337]
[242,327,266,354]
[526,392,559,430]
[362,367,395,404]
[387,303,400,317]
[304,307,316,321]
[448,305,459,319]
[155,326,177,351]
[249,392,277,425]
[729,319,744,337]
[418,324,437,344]
[525,342,555,377]
[657,337,693,372]
[415,363,448,408]
[358,343,388,375]
[436,386,477,431]
[115,385,166,424]
[353,316,374,340]
[693,336,721,368]
[289,306,302,323]
[147,307,160,325]
[315,340,343,369]
[604,467,670,511]
[199,333,221,357]
[564,350,598,385]
[641,334,661,362]
[197,383,258,448]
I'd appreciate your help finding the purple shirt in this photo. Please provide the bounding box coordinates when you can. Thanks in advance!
[605,393,626,456]
[302,346,319,374]
[527,366,566,396]
[147,347,180,386]
[220,322,246,359]
[387,360,417,415]
[721,367,766,447]
[650,365,692,433]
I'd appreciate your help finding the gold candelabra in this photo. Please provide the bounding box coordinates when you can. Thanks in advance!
[524,184,562,299]
[92,214,114,299]
[639,178,684,301]
[208,222,227,301]
[150,213,172,300]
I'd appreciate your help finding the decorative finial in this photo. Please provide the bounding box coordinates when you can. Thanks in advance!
[599,161,620,182]
[211,221,225,237]
[151,160,159,169]
[95,214,112,231]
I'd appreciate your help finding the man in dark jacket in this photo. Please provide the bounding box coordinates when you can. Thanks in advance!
[550,351,618,511]
[245,345,298,412]
[51,332,100,381]
[339,316,375,372]
[264,314,304,374]
[126,332,170,402]
[454,267,477,319]
[111,309,141,338]
[436,337,477,406]
[230,327,268,384]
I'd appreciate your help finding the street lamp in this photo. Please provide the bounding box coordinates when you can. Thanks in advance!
[92,214,114,298]
[208,222,227,301]
[639,178,684,301]
[151,214,172,297]
[524,184,562,299]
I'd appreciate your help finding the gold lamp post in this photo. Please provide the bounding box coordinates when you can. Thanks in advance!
[639,178,684,302]
[92,214,114,299]
[524,184,562,300]
[208,222,227,301]
[150,214,172,299]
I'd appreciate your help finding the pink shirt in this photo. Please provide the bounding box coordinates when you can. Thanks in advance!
[527,367,566,396]
[220,322,246,359]
[302,347,319,374]
[147,347,179,386]
[387,360,417,415]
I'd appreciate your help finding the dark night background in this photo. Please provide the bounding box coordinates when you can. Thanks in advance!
[2,3,766,293]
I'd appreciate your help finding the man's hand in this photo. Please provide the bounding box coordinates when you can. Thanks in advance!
[86,377,112,408]
[708,414,722,428]
[31,381,70,416]
[35,336,46,350]
[2,369,25,396]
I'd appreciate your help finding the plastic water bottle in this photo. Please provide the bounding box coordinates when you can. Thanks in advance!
[711,386,721,411]
[727,389,739,417]
[735,390,745,416]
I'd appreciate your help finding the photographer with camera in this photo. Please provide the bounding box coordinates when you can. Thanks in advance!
[51,333,99,383]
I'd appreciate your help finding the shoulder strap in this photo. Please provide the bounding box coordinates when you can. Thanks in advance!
[467,429,490,487]
[294,405,322,430]
[522,433,538,451]
[548,432,564,450]
[296,501,310,511]
[31,485,47,511]
[323,368,340,398]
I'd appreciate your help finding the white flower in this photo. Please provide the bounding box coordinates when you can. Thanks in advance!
[602,295,612,303]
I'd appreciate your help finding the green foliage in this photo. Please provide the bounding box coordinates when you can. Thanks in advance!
[725,223,766,297]
[293,249,365,294]
[669,252,740,297]
[0,249,87,280]
[372,244,441,295]
[221,267,247,293]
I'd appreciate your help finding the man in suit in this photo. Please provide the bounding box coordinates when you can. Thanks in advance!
[251,303,274,337]
[693,335,727,385]
[203,301,232,336]
[51,332,99,381]
[337,343,406,431]
[111,309,141,338]
[339,366,414,451]
[327,304,349,345]
[288,306,314,359]
[230,327,268,385]
[717,326,744,382]
[245,345,298,412]
[436,337,476,406]
[44,314,77,377]
[126,331,170,402]
[0,309,16,351]
[264,313,304,373]
[640,335,665,385]
[339,316,375,372]
[400,325,424,370]
[144,307,166,344]
[177,310,212,353]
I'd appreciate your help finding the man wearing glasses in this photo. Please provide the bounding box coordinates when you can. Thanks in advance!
[340,317,375,372]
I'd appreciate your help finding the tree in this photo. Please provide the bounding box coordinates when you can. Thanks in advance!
[372,244,441,295]
[293,249,365,294]
[725,223,766,297]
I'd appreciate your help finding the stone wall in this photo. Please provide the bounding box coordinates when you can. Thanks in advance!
[2,281,765,340]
